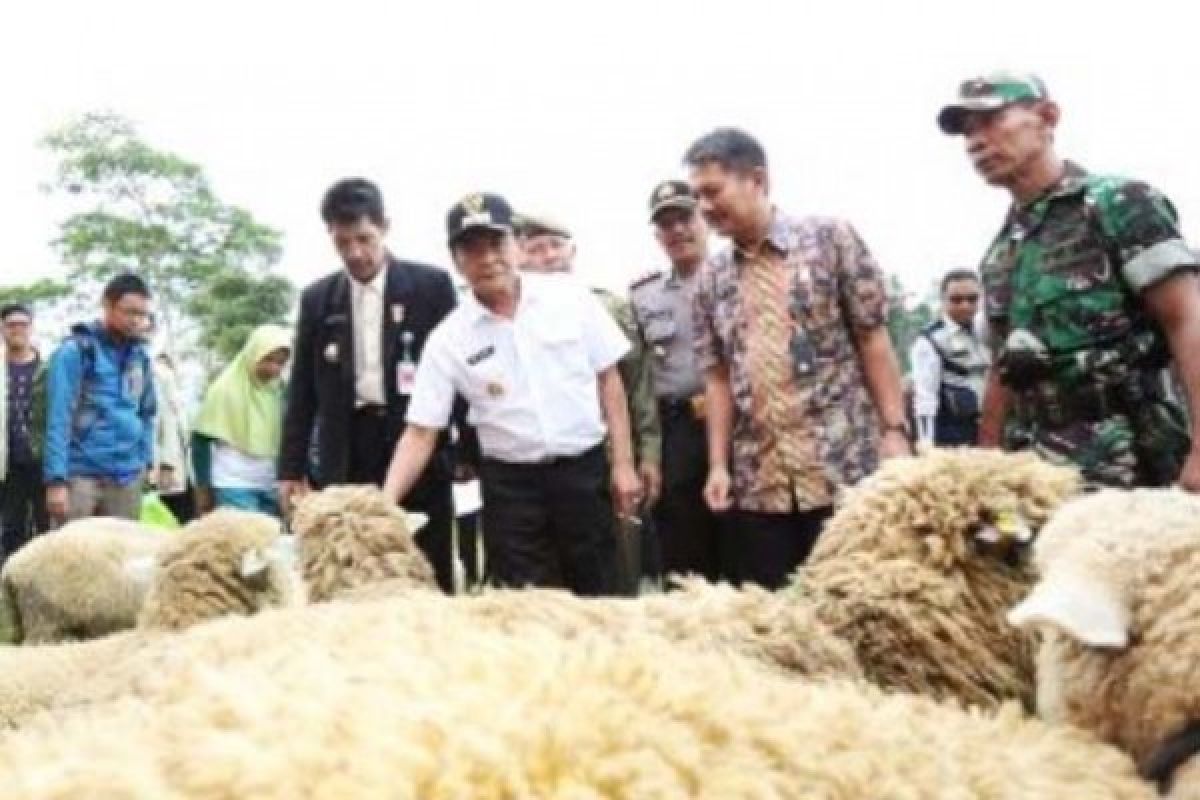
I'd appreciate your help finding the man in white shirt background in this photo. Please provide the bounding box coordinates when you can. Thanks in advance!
[383,192,641,595]
[909,269,990,446]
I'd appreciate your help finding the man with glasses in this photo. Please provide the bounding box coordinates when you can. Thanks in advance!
[1,304,48,557]
[43,273,157,523]
[910,270,989,447]
[939,71,1200,489]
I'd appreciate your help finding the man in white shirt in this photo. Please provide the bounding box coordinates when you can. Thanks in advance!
[383,192,641,595]
[910,269,990,446]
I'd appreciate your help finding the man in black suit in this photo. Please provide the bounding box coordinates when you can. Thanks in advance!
[279,178,458,592]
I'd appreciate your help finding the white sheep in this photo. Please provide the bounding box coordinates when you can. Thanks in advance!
[0,612,1155,799]
[1009,488,1200,797]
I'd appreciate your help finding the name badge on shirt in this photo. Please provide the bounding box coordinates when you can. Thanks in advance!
[467,345,496,366]
[391,304,406,325]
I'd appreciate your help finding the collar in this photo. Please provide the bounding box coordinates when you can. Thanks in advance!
[733,206,790,263]
[348,263,387,295]
[465,274,532,325]
[1008,161,1089,225]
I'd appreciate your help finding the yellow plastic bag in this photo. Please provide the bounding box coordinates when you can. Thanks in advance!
[140,493,180,530]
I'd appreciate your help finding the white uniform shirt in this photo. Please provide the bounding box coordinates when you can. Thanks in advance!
[407,273,630,463]
[910,314,990,443]
[351,267,387,407]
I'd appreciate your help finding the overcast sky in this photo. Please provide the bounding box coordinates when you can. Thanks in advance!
[4,0,1198,302]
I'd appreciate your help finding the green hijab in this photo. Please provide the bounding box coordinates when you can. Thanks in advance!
[194,324,293,459]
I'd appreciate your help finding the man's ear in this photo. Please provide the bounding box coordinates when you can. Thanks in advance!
[1037,100,1061,130]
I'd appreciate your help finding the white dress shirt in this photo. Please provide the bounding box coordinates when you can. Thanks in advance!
[407,273,630,463]
[351,267,387,407]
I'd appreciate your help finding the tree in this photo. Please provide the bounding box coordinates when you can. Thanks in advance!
[188,270,295,368]
[0,279,71,311]
[885,274,935,374]
[41,111,292,360]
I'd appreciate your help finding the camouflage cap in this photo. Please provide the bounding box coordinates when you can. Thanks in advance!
[937,71,1049,135]
[648,179,697,222]
[512,212,572,240]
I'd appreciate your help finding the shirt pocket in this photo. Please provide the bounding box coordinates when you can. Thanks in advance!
[534,322,594,380]
[1029,237,1129,350]
[642,309,677,344]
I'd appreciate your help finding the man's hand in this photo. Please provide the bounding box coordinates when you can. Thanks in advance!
[638,462,662,510]
[277,479,309,517]
[703,465,733,512]
[194,486,215,515]
[611,461,643,518]
[155,465,180,493]
[880,429,913,459]
[1179,448,1200,493]
[46,485,69,522]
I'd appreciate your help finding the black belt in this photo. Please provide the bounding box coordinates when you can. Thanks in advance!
[354,404,388,418]
[658,394,701,421]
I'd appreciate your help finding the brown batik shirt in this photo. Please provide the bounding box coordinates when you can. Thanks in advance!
[694,209,887,513]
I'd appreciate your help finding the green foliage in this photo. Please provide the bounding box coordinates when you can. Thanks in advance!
[188,269,294,365]
[0,279,72,311]
[885,274,935,374]
[41,111,291,359]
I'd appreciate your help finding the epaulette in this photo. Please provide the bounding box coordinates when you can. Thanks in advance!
[629,270,663,291]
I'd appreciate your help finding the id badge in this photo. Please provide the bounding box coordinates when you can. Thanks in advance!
[790,331,817,380]
[396,362,416,396]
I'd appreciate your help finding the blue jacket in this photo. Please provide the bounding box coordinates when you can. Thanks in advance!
[43,322,156,484]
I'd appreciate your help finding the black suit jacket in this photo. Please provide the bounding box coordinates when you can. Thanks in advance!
[280,255,459,499]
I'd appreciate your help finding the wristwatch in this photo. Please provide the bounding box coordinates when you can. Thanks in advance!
[881,420,912,439]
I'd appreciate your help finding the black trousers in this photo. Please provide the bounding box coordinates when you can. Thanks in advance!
[655,401,734,583]
[728,505,833,590]
[348,407,455,594]
[457,510,481,587]
[479,443,616,596]
[1,460,48,563]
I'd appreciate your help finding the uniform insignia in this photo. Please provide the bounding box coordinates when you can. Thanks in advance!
[467,345,496,366]
[653,344,666,359]
[629,270,663,291]
[461,193,486,214]
[486,381,505,398]
[656,183,676,200]
[391,304,406,325]
[324,343,339,363]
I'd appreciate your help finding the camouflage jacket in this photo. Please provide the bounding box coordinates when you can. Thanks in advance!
[593,287,661,466]
[980,161,1196,487]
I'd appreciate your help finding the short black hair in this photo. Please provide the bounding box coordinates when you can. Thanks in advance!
[940,268,981,293]
[321,178,386,227]
[683,127,768,172]
[102,272,151,305]
[0,303,32,321]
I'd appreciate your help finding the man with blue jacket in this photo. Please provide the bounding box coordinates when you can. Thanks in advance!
[43,273,157,523]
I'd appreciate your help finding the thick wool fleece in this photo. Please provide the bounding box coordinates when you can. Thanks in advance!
[339,577,862,682]
[137,509,298,632]
[0,618,1154,799]
[795,447,1081,708]
[0,517,164,644]
[1010,489,1200,797]
[291,485,436,601]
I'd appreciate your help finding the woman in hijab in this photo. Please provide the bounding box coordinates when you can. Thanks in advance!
[191,325,292,516]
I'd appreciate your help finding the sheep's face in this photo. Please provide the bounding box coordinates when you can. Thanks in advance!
[1009,489,1200,791]
[814,448,1080,575]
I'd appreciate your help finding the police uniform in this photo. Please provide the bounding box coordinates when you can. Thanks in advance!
[407,192,631,595]
[940,72,1198,488]
[630,180,730,582]
[910,315,989,445]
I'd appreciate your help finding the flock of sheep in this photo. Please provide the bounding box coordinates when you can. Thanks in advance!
[0,448,1194,798]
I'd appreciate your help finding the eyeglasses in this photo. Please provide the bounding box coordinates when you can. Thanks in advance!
[948,294,980,304]
[115,306,151,319]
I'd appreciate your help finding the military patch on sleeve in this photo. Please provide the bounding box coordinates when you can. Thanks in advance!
[629,270,663,291]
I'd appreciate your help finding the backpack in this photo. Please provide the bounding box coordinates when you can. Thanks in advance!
[29,328,97,463]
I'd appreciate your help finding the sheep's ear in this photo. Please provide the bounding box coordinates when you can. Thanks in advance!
[404,512,429,535]
[123,555,158,588]
[239,549,269,581]
[1008,574,1130,649]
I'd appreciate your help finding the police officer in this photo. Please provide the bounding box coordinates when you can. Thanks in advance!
[939,71,1200,490]
[383,192,641,595]
[910,269,990,446]
[629,180,730,582]
[514,212,662,593]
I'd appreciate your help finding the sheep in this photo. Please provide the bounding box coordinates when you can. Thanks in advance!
[788,446,1082,708]
[0,517,164,644]
[1009,488,1200,798]
[0,615,1155,799]
[290,485,436,601]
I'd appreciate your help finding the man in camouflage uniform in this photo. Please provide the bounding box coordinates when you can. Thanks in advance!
[939,71,1200,490]
[515,213,662,592]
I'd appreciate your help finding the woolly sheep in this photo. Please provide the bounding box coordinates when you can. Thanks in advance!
[0,517,164,644]
[0,615,1154,799]
[791,446,1082,708]
[291,485,435,601]
[1009,488,1200,797]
